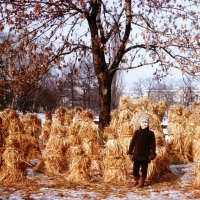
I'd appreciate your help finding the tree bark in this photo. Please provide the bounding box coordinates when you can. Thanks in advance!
[98,71,113,142]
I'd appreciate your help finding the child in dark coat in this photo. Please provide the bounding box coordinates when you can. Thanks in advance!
[127,116,156,188]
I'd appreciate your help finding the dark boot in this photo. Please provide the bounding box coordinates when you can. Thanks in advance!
[133,176,139,187]
[137,177,145,188]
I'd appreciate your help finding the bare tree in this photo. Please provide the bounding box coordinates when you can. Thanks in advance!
[131,77,179,107]
[176,75,199,107]
[0,0,200,139]
[131,77,157,98]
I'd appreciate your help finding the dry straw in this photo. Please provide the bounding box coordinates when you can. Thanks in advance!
[41,110,52,143]
[102,126,129,183]
[167,104,188,164]
[20,113,42,162]
[78,109,104,176]
[0,135,29,186]
[117,106,134,170]
[65,108,91,183]
[42,107,68,175]
[187,102,200,186]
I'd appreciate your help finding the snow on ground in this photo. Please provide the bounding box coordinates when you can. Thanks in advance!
[0,162,200,200]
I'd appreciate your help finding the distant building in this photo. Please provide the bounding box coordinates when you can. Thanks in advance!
[123,87,200,107]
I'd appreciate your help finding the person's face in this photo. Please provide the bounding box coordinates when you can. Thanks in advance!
[140,120,148,129]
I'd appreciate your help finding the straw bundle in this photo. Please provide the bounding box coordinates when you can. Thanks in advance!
[65,145,91,183]
[21,114,42,161]
[41,110,52,143]
[42,138,67,175]
[0,135,28,185]
[167,104,188,164]
[102,126,129,183]
[118,109,133,170]
[147,134,171,180]
[42,107,69,175]
[181,108,192,161]
[2,110,40,163]
[189,104,200,186]
[65,109,102,182]
[146,106,171,180]
[78,110,104,175]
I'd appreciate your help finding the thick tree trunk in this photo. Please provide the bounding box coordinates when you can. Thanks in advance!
[98,72,113,143]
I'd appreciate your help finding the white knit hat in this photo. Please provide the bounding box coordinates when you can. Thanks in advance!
[139,116,149,123]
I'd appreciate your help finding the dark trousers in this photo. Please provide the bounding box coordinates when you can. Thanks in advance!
[133,160,149,178]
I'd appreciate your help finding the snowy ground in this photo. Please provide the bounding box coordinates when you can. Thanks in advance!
[0,162,199,200]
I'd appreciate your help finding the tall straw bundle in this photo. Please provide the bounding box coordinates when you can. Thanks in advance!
[118,109,133,170]
[2,110,40,163]
[42,107,68,175]
[188,103,200,187]
[41,110,52,143]
[102,126,129,183]
[78,110,104,176]
[21,113,42,161]
[190,106,200,161]
[167,104,188,164]
[181,108,192,161]
[0,135,28,186]
[146,108,171,180]
[42,136,67,175]
[64,109,95,182]
[147,134,171,180]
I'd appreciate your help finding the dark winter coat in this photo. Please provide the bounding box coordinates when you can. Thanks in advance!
[127,127,156,162]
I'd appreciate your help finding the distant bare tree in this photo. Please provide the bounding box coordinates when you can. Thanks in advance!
[131,77,157,98]
[131,77,177,106]
[177,75,199,107]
